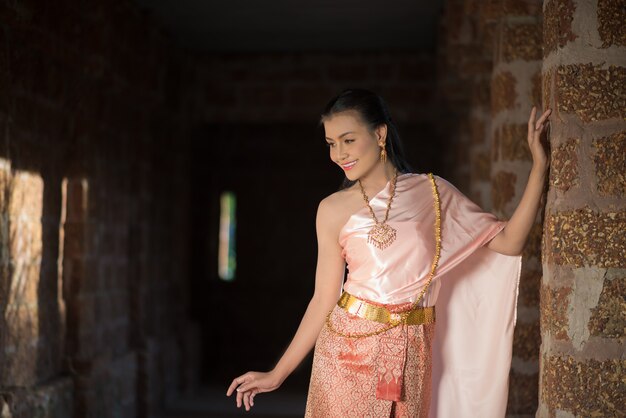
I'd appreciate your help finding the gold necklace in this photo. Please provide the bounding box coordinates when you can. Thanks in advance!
[357,169,399,250]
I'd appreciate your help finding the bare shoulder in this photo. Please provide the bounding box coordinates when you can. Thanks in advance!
[316,186,362,234]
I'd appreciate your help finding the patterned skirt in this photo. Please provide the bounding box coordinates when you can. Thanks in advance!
[305,301,435,418]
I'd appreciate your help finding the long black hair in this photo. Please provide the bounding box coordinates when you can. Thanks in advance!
[319,88,414,190]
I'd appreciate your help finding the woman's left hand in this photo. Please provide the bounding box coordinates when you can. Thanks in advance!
[527,106,551,170]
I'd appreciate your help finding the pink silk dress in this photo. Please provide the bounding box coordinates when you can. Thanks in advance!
[304,172,522,418]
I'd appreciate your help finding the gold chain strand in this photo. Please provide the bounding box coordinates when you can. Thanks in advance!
[358,170,399,250]
[359,169,398,225]
[325,173,442,339]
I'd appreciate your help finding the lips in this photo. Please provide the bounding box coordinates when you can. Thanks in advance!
[341,160,357,170]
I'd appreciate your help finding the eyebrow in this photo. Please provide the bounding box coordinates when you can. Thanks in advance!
[325,131,355,141]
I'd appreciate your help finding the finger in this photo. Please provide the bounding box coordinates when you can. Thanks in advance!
[237,375,257,394]
[528,106,537,126]
[534,121,544,131]
[227,375,246,396]
[243,391,251,411]
[237,382,252,393]
[535,107,551,122]
[250,389,258,407]
[226,380,238,396]
[236,389,243,408]
[535,109,552,129]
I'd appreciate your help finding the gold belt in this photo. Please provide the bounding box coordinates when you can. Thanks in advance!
[337,291,435,326]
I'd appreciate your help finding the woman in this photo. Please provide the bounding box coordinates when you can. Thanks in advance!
[226,89,551,417]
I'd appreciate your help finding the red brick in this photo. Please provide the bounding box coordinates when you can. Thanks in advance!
[543,0,577,56]
[491,71,517,113]
[492,170,517,212]
[597,0,626,48]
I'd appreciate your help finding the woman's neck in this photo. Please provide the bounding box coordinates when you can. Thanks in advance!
[357,162,397,193]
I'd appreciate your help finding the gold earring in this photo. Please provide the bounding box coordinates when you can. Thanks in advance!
[380,145,387,164]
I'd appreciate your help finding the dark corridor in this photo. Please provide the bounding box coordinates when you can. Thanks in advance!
[5,0,622,417]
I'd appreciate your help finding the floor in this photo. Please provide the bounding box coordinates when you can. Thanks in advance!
[156,385,536,418]
[158,385,306,418]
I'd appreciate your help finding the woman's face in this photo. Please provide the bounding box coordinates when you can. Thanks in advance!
[323,111,386,181]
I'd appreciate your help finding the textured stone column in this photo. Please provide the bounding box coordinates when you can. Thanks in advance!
[489,1,544,415]
[539,0,625,416]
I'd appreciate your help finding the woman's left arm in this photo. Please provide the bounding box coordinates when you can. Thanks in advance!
[487,106,552,256]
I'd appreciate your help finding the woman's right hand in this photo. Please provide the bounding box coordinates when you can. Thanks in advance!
[226,370,283,411]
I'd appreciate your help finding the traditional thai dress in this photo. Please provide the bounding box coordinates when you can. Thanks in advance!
[304,172,522,418]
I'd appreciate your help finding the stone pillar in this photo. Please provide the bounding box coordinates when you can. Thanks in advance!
[489,1,544,414]
[539,0,625,416]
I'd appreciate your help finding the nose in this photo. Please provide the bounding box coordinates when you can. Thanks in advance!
[335,143,348,161]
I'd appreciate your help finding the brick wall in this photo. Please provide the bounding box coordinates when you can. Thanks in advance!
[437,0,545,415]
[490,1,544,415]
[0,1,200,417]
[189,52,437,125]
[435,0,499,209]
[186,51,443,173]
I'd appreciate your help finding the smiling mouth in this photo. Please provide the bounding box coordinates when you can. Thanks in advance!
[341,160,357,170]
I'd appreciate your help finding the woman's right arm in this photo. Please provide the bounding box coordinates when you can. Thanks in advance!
[226,197,347,411]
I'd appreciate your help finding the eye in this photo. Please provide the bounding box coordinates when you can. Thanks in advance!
[325,142,335,148]
[344,139,355,144]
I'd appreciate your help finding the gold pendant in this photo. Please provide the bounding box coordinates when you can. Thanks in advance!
[367,223,397,250]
